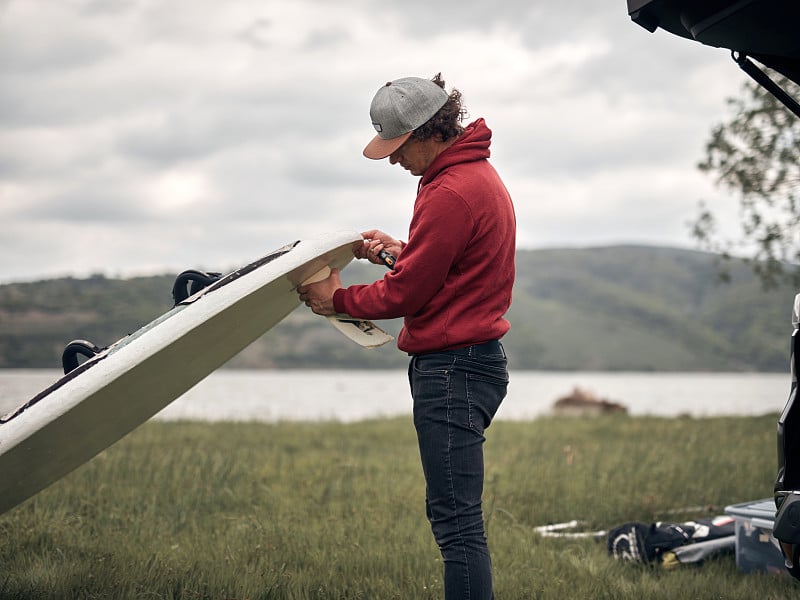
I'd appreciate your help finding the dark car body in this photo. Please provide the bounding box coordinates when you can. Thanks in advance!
[626,0,800,575]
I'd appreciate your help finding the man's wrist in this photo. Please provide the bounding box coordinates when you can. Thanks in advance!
[332,288,347,314]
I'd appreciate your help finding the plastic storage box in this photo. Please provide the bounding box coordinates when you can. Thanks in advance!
[725,498,788,575]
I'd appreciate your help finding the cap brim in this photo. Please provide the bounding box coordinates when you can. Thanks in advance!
[363,131,413,160]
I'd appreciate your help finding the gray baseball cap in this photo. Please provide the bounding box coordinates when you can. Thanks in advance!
[363,77,449,160]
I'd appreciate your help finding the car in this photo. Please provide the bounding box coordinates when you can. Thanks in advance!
[774,295,800,576]
[626,0,800,576]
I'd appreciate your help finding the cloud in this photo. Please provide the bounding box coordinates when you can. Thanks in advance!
[0,0,750,282]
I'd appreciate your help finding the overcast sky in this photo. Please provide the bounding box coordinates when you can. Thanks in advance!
[0,0,751,283]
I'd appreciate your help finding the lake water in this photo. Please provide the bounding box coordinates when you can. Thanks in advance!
[0,369,791,423]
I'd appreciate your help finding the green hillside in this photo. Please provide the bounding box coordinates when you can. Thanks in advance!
[508,246,795,371]
[0,246,796,371]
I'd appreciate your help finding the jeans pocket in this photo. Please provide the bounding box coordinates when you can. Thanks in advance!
[412,353,452,375]
[410,354,453,431]
[464,358,508,434]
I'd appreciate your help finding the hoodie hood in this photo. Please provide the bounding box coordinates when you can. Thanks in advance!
[419,118,492,187]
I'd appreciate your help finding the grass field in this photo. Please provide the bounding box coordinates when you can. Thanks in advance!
[1,414,797,599]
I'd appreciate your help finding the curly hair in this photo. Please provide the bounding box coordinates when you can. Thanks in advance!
[410,73,468,143]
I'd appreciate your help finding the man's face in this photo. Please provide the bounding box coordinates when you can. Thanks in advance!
[388,136,439,176]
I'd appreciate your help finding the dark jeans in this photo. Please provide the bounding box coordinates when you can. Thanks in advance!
[408,340,508,600]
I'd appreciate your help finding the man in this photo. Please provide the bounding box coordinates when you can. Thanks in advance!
[297,73,516,599]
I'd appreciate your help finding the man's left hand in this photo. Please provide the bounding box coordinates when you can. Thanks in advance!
[297,268,342,316]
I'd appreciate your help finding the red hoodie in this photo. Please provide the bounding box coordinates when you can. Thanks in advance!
[333,118,516,354]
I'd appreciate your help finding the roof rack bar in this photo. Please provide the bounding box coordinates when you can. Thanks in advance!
[733,51,800,120]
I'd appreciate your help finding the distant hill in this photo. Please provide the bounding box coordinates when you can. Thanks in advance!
[0,246,796,371]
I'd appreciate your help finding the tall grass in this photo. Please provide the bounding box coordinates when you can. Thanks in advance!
[1,414,796,599]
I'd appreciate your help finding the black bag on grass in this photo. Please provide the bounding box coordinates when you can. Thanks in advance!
[608,517,735,566]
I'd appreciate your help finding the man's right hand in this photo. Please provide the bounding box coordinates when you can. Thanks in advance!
[358,230,403,265]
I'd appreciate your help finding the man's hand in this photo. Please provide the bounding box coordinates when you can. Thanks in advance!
[357,230,403,265]
[297,268,342,316]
